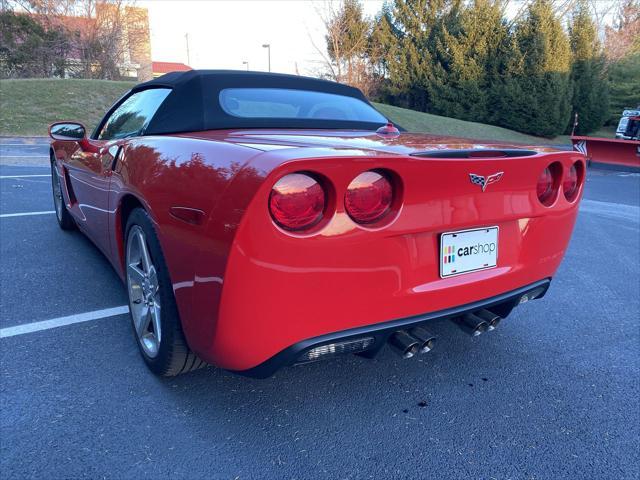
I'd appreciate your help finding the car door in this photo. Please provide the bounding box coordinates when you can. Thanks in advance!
[63,137,112,254]
[66,88,172,255]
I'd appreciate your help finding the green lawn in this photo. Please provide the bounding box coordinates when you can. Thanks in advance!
[0,78,570,144]
[0,78,135,136]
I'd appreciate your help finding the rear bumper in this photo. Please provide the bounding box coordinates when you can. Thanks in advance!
[207,210,575,371]
[234,279,550,378]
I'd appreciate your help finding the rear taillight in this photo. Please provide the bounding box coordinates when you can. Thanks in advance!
[536,162,562,207]
[563,163,579,201]
[536,167,554,204]
[536,162,563,206]
[269,173,325,231]
[345,171,393,224]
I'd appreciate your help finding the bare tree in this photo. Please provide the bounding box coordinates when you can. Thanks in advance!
[3,0,150,79]
[604,0,639,61]
[311,0,378,95]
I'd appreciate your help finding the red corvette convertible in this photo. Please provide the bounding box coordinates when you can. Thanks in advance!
[49,71,585,377]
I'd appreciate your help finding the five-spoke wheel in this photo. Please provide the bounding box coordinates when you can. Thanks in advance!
[124,208,205,375]
[126,225,162,358]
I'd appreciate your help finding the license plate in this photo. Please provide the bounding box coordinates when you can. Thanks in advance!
[440,227,498,278]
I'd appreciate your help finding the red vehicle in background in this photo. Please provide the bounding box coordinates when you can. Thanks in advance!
[572,108,640,170]
[49,71,585,377]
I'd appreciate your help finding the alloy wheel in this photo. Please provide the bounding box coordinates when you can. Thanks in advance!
[126,225,162,357]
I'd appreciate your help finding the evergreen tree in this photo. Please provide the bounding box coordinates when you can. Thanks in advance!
[607,53,640,124]
[567,0,609,134]
[373,0,463,112]
[428,0,508,123]
[0,10,68,78]
[604,0,639,124]
[497,0,572,137]
[368,2,396,79]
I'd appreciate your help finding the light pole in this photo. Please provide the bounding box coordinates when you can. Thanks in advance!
[185,33,191,65]
[242,61,249,71]
[262,44,271,72]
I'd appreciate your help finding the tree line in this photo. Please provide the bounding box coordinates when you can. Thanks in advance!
[0,0,148,80]
[321,0,640,137]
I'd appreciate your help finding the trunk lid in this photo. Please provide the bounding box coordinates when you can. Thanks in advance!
[179,129,562,157]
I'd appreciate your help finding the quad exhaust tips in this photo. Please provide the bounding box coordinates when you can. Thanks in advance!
[389,328,437,358]
[453,314,488,336]
[388,309,502,357]
[410,326,437,353]
[451,310,503,336]
[389,331,420,358]
[474,309,502,331]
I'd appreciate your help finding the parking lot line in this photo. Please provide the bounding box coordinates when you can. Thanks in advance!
[580,199,640,222]
[0,305,129,338]
[0,211,55,218]
[0,174,51,178]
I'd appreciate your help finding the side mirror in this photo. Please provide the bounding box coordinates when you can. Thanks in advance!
[49,122,86,141]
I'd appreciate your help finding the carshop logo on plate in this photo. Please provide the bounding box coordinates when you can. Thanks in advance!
[457,242,497,257]
[444,242,497,265]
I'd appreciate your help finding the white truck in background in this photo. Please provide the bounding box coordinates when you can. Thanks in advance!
[616,107,640,140]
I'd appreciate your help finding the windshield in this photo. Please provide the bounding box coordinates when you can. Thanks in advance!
[219,88,387,124]
[617,117,629,133]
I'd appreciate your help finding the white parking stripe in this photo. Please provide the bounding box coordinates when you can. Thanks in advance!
[0,174,51,179]
[0,211,55,218]
[580,199,640,223]
[0,306,129,338]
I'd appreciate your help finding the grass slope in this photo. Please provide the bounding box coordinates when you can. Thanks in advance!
[374,103,567,145]
[1,78,569,144]
[0,79,135,136]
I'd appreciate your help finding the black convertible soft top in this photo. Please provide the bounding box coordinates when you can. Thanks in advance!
[126,70,389,135]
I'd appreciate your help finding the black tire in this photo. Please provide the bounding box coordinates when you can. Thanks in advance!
[125,208,206,376]
[51,162,75,230]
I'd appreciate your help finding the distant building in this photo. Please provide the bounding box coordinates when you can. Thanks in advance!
[152,62,192,78]
[27,5,152,81]
[121,6,153,81]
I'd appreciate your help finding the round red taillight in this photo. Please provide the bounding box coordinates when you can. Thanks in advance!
[345,171,393,224]
[269,173,325,231]
[563,163,579,201]
[536,167,554,205]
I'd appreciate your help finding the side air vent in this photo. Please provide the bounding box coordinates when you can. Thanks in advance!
[63,167,78,204]
[410,149,538,159]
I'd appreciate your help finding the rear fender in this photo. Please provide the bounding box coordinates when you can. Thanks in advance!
[108,136,262,346]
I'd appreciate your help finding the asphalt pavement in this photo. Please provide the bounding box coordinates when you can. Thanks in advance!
[1,140,639,479]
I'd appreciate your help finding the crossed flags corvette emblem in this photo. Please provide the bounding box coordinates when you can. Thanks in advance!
[469,172,504,192]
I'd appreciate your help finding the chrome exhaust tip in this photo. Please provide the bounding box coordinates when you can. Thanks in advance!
[388,331,421,359]
[452,314,489,336]
[475,309,502,331]
[410,326,437,354]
